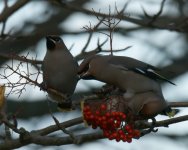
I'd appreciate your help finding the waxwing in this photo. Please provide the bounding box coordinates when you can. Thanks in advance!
[42,35,79,109]
[78,55,177,117]
[78,55,175,98]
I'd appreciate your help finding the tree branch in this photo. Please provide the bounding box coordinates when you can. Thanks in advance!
[1,114,188,149]
[0,0,30,22]
[0,52,42,65]
[60,1,186,32]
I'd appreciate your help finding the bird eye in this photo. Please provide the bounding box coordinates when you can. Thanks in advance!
[54,37,61,42]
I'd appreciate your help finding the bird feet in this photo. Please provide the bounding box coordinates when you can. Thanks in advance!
[141,118,158,136]
[39,82,48,91]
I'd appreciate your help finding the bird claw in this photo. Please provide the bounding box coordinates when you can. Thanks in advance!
[152,128,158,132]
[140,117,158,136]
[149,117,158,133]
[40,82,48,91]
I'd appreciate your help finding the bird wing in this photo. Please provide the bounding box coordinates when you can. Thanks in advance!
[108,56,175,85]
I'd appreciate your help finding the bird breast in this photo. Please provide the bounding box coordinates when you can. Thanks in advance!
[43,51,78,94]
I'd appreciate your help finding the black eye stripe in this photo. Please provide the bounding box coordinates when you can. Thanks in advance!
[52,37,61,42]
[46,36,62,50]
[54,38,60,41]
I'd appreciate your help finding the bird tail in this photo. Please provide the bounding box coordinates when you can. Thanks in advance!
[147,69,176,85]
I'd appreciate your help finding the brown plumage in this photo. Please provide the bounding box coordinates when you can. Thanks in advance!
[78,55,177,118]
[78,55,175,98]
[42,35,78,104]
[127,91,168,118]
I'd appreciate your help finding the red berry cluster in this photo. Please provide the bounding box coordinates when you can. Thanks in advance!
[83,103,141,142]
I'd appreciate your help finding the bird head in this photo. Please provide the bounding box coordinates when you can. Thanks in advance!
[46,35,64,51]
[78,55,99,80]
[77,63,95,80]
[77,63,90,79]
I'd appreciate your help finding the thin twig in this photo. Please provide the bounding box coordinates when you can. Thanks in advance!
[51,115,76,142]
[46,99,76,142]
[155,115,188,127]
[33,117,84,136]
[92,5,123,55]
[1,21,6,36]
[59,1,184,32]
[0,53,42,65]
[149,0,166,25]
[141,0,166,25]
[81,16,105,53]
[0,0,30,22]
[2,119,22,134]
[75,38,108,60]
[101,45,132,53]
[169,102,188,107]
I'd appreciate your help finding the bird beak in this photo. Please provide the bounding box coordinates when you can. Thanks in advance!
[79,72,95,80]
[46,36,56,43]
[46,36,56,50]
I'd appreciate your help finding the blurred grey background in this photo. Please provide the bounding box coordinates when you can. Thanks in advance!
[0,0,188,150]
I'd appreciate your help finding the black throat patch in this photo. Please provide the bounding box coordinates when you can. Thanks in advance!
[46,38,55,50]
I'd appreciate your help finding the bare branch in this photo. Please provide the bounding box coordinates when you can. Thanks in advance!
[150,0,166,24]
[0,0,30,22]
[59,1,186,32]
[0,53,42,65]
[35,117,83,136]
[155,115,188,128]
[101,45,132,53]
[81,16,105,53]
[1,113,188,149]
[1,21,6,36]
[75,38,108,61]
[169,102,188,107]
[142,0,166,25]
[51,115,76,142]
[80,31,93,53]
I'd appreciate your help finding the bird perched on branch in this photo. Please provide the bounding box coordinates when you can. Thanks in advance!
[42,35,79,110]
[78,54,177,117]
